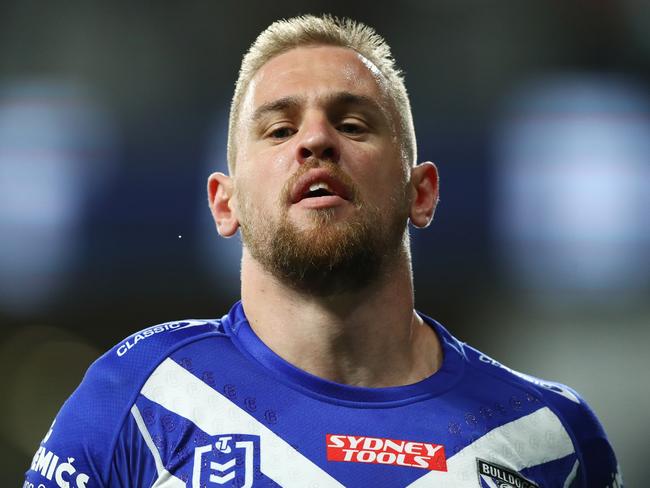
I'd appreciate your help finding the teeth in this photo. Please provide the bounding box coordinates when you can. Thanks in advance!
[309,182,333,193]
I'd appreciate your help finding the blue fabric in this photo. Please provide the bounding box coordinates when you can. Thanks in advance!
[24,302,622,487]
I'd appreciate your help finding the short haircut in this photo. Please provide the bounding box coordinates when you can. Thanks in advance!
[227,14,417,173]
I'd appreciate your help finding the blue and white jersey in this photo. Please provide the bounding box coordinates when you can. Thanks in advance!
[24,301,622,487]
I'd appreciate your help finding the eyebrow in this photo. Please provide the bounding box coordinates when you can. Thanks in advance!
[252,95,303,123]
[325,91,386,117]
[251,91,388,123]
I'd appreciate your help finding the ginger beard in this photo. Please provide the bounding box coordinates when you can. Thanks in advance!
[237,161,411,295]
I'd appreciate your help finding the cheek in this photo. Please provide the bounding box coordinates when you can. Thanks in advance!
[236,166,286,212]
[249,140,295,170]
[240,144,296,190]
[238,180,273,212]
[345,145,403,199]
[234,129,297,209]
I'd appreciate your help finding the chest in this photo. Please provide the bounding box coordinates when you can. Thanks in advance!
[125,357,577,487]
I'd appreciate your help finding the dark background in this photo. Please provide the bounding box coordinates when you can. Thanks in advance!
[1,1,648,485]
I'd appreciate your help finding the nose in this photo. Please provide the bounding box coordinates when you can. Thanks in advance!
[295,115,340,164]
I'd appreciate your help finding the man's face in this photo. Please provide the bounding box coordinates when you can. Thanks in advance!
[233,45,412,293]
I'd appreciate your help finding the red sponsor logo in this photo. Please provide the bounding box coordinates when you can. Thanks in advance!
[326,434,447,472]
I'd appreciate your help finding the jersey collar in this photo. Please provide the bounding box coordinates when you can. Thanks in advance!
[221,300,466,406]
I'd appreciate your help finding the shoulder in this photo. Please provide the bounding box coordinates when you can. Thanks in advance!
[74,318,227,419]
[460,341,583,406]
[460,342,623,487]
[25,317,228,488]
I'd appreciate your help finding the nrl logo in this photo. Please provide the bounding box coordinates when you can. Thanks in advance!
[192,434,260,488]
[477,459,539,488]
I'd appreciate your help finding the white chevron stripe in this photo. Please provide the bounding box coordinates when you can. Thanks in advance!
[141,358,344,488]
[211,458,236,471]
[407,406,575,487]
[563,459,579,488]
[131,404,186,488]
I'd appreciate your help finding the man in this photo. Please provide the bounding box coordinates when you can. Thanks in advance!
[25,15,621,488]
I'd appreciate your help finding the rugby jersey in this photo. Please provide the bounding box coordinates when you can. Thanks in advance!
[24,301,622,487]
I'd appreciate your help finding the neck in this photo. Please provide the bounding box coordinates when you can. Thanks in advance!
[239,247,442,388]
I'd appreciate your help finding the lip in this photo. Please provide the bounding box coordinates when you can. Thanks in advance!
[294,194,348,209]
[289,168,353,204]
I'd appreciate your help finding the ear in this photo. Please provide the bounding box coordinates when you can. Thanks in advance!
[409,162,439,228]
[207,172,239,237]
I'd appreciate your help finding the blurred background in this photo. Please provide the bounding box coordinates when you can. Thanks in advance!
[1,0,648,485]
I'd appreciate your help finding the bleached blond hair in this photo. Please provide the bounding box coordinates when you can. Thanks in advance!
[227,14,417,173]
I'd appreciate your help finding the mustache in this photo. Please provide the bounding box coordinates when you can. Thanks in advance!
[281,159,359,205]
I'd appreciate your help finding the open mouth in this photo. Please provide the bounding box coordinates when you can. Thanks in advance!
[303,182,335,199]
[290,169,352,204]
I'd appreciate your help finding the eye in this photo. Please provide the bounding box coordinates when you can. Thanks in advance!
[268,126,295,139]
[337,120,367,135]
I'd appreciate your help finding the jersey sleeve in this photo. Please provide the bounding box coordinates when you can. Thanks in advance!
[461,344,623,487]
[23,319,222,488]
[24,347,133,488]
[540,381,623,488]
